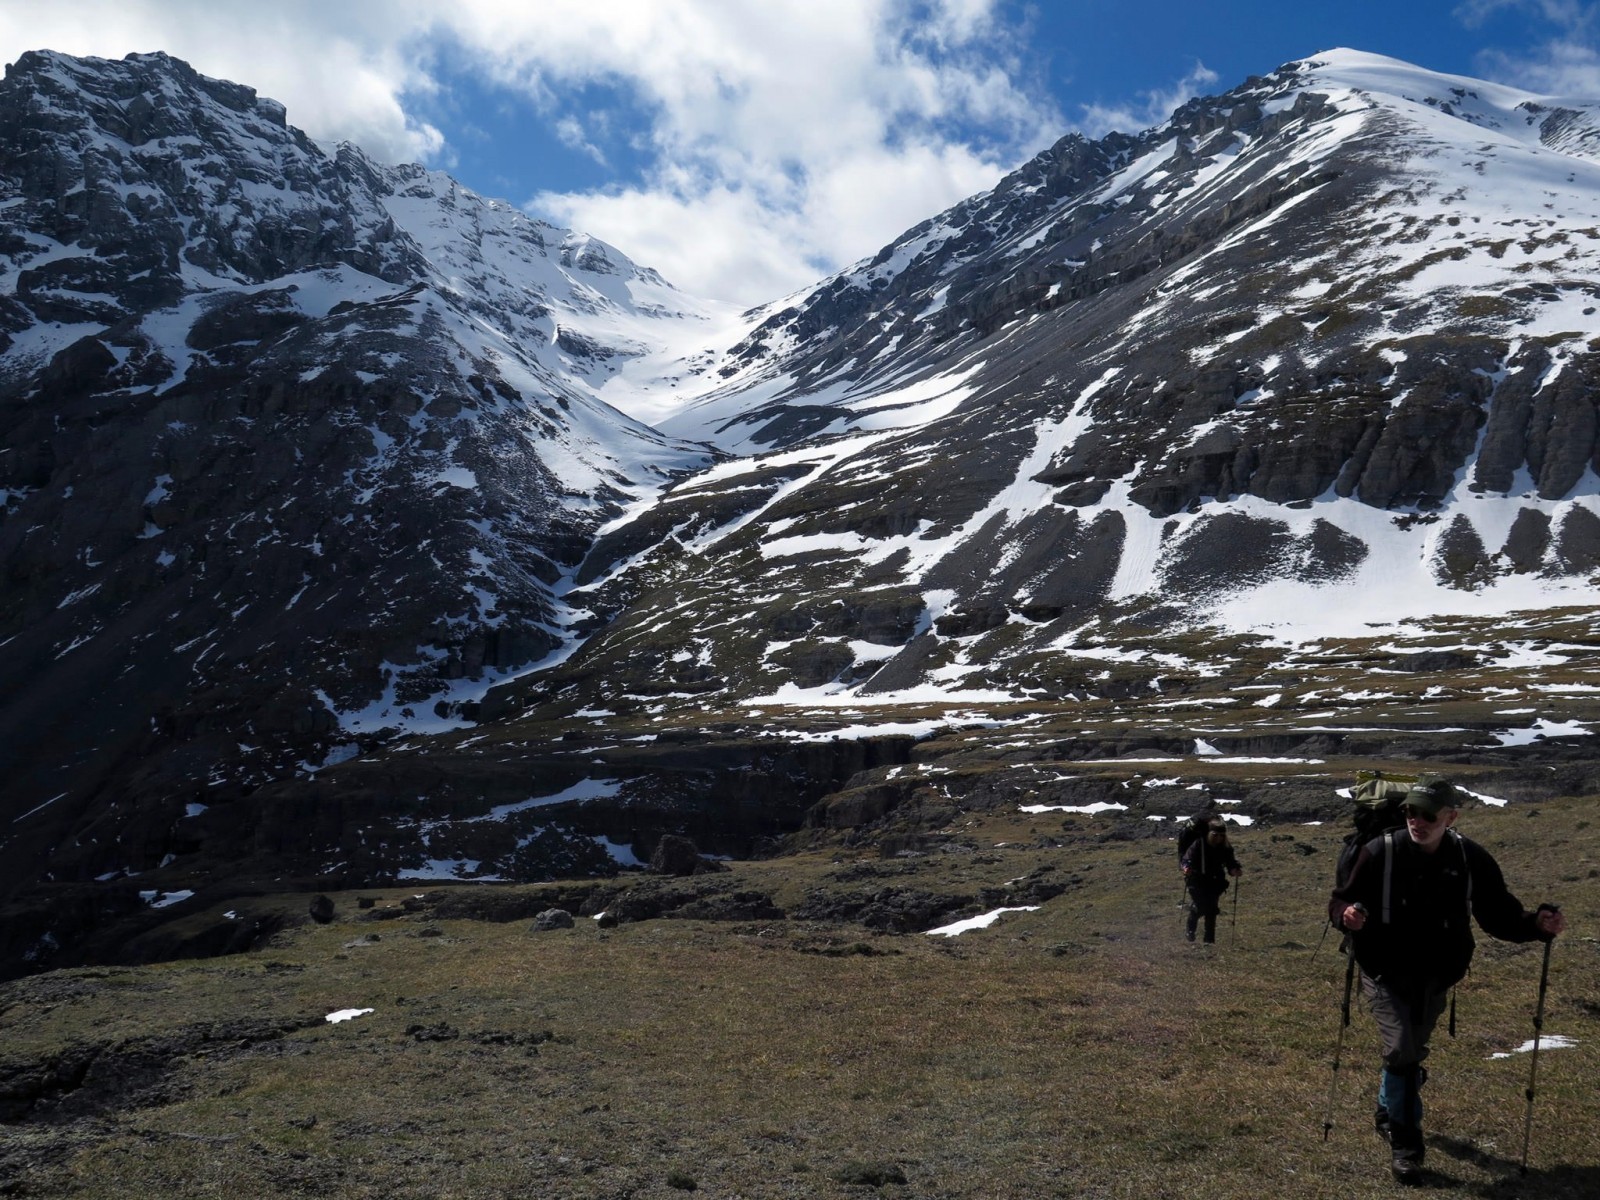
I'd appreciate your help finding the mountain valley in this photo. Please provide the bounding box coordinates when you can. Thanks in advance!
[1,47,1598,981]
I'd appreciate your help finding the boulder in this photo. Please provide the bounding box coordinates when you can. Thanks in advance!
[531,908,575,932]
[649,835,706,877]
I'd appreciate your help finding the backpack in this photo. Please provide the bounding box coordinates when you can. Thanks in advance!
[1177,815,1209,862]
[1336,771,1475,923]
[1334,771,1414,891]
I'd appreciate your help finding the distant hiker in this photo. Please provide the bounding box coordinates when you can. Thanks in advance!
[1180,817,1241,943]
[1328,775,1566,1184]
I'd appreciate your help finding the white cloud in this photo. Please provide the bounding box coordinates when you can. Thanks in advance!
[1076,62,1222,139]
[1455,0,1594,29]
[537,133,1011,307]
[1480,40,1600,93]
[442,0,1066,301]
[0,0,1076,305]
[1458,0,1600,94]
[540,182,825,309]
[0,1,449,164]
[554,116,607,167]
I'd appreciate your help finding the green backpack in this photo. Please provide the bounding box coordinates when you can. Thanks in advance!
[1339,771,1471,921]
[1335,771,1414,892]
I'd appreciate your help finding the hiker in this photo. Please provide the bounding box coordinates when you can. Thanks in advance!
[1328,775,1566,1184]
[1181,817,1241,943]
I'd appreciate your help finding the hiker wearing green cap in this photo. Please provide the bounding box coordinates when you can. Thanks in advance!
[1328,775,1566,1184]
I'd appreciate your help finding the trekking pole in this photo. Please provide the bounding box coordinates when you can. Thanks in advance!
[1311,919,1332,964]
[1179,868,1191,936]
[1519,914,1558,1175]
[1231,879,1240,945]
[1322,919,1361,1140]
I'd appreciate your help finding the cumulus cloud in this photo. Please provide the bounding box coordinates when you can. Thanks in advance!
[431,0,1067,301]
[511,1,1066,301]
[0,0,1080,303]
[0,3,1248,304]
[0,1,449,164]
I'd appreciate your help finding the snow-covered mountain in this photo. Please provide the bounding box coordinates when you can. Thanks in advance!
[4,48,1600,975]
[440,48,1600,883]
[0,49,739,897]
[532,48,1600,706]
[658,50,1600,463]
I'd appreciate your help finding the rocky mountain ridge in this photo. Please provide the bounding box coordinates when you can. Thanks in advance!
[0,49,731,923]
[3,48,1599,977]
[528,49,1600,711]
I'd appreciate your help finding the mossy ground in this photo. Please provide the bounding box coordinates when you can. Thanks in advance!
[4,798,1598,1199]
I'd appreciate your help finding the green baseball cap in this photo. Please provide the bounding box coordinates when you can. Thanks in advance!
[1407,774,1461,815]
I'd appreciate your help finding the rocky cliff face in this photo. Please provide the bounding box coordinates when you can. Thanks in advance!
[0,50,720,902]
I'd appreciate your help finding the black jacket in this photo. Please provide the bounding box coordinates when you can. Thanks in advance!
[1329,828,1545,994]
[1182,834,1239,896]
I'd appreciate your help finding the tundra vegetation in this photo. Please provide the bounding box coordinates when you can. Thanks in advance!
[3,789,1597,1199]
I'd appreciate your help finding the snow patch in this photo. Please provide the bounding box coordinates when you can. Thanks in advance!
[925,906,1039,937]
[1490,1035,1577,1059]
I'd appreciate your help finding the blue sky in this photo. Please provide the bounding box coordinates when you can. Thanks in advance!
[5,2,1600,304]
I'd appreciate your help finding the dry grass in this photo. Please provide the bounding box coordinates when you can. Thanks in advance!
[3,799,1598,1199]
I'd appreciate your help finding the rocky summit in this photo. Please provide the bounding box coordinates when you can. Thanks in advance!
[3,49,1599,977]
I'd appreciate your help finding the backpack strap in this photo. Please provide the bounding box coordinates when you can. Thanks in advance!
[1375,831,1472,928]
[1451,830,1473,906]
[1381,830,1395,925]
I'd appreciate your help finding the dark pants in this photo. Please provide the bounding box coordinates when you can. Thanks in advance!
[1186,886,1223,942]
[1363,975,1449,1157]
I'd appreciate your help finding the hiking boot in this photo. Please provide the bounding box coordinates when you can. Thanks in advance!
[1390,1153,1422,1185]
[1389,1124,1425,1185]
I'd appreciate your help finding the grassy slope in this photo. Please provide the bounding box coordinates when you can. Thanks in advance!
[2,799,1597,1199]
